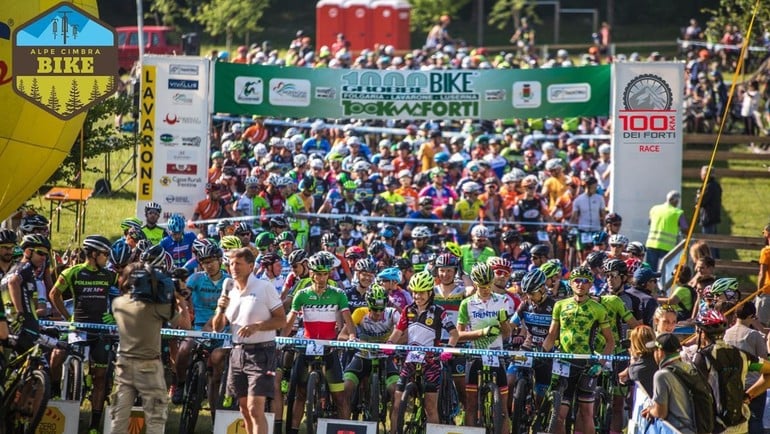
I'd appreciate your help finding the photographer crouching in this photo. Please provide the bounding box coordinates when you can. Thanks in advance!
[109,260,190,433]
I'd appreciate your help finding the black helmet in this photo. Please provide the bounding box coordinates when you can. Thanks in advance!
[355,258,377,273]
[521,269,546,293]
[604,212,622,224]
[288,249,308,265]
[585,251,607,269]
[259,252,282,266]
[511,270,526,283]
[83,235,112,254]
[602,258,627,275]
[0,229,17,245]
[501,230,521,244]
[20,234,51,250]
[530,244,549,257]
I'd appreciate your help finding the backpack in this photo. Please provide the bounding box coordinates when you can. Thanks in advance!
[694,344,748,429]
[665,362,715,434]
[675,284,697,321]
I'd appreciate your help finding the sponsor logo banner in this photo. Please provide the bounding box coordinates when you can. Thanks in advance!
[214,63,611,120]
[168,78,198,90]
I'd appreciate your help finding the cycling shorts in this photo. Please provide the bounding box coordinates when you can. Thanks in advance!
[343,354,399,387]
[396,358,442,394]
[561,360,596,404]
[465,358,508,390]
[293,352,344,393]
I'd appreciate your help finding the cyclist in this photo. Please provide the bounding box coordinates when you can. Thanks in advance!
[119,217,145,250]
[280,252,356,431]
[173,244,231,410]
[571,176,606,264]
[460,225,497,277]
[141,202,165,245]
[347,258,377,312]
[160,213,197,269]
[528,244,550,270]
[49,235,117,434]
[487,257,519,309]
[603,212,623,236]
[0,228,18,284]
[541,259,570,300]
[499,230,530,272]
[457,263,513,432]
[5,234,51,350]
[542,266,615,434]
[510,269,556,407]
[607,234,630,261]
[255,252,286,294]
[402,226,437,273]
[341,284,401,415]
[377,267,412,311]
[276,231,296,278]
[386,271,460,434]
[108,239,133,278]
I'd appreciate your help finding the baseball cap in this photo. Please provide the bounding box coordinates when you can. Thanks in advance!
[645,333,680,352]
[634,267,660,285]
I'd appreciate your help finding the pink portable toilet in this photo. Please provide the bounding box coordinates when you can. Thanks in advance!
[394,0,411,51]
[316,0,345,51]
[343,0,372,52]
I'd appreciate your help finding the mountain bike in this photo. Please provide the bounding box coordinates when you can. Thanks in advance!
[509,355,537,434]
[395,351,430,434]
[470,355,505,434]
[350,351,390,432]
[303,342,337,434]
[179,338,214,434]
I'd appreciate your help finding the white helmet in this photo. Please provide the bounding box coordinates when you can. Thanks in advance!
[545,158,563,171]
[378,138,392,149]
[293,154,308,167]
[411,226,432,239]
[291,134,305,145]
[462,182,481,193]
[609,234,629,246]
[471,225,490,239]
[353,161,370,172]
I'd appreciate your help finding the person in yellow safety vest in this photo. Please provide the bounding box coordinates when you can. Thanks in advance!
[286,178,313,249]
[645,190,688,271]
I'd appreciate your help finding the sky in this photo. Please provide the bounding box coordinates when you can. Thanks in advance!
[16,5,115,46]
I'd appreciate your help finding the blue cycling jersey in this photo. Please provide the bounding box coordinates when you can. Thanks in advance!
[186,270,230,329]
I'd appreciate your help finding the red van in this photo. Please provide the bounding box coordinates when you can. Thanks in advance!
[116,26,183,71]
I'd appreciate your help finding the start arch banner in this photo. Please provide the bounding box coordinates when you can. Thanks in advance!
[212,63,611,120]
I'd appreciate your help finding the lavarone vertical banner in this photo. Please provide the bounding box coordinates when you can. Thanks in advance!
[137,56,209,222]
[609,62,683,245]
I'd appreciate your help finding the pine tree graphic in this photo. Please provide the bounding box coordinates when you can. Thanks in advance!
[17,78,26,94]
[89,79,101,102]
[105,75,114,94]
[65,79,83,115]
[48,85,61,113]
[30,78,42,102]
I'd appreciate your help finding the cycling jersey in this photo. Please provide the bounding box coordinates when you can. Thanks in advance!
[351,306,400,343]
[403,247,437,273]
[512,296,555,348]
[142,225,165,245]
[395,303,456,347]
[434,283,466,342]
[460,245,496,275]
[502,250,531,272]
[345,286,369,313]
[387,288,412,311]
[2,262,41,317]
[160,232,197,268]
[186,270,230,329]
[551,297,611,354]
[547,280,571,300]
[291,286,349,339]
[253,269,285,294]
[593,294,633,354]
[457,292,513,349]
[55,263,117,323]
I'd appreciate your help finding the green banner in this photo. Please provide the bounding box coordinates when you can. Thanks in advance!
[213,63,611,120]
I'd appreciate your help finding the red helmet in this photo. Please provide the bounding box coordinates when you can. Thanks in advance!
[695,309,727,334]
[344,245,366,260]
[624,257,642,275]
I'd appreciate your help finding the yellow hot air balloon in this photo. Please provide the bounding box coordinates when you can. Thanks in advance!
[0,0,100,221]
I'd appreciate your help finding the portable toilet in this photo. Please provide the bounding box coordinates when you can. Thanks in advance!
[316,0,345,51]
[394,0,411,51]
[371,0,397,48]
[343,0,373,52]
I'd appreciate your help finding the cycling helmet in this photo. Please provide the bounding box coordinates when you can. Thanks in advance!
[288,249,308,265]
[144,202,162,213]
[461,182,482,194]
[126,227,146,241]
[470,263,494,286]
[110,240,133,268]
[501,230,521,244]
[277,231,295,244]
[521,175,538,188]
[411,226,431,239]
[321,233,338,247]
[592,231,608,245]
[710,277,738,296]
[368,240,386,257]
[342,180,358,191]
[298,177,316,192]
[602,259,628,275]
[609,234,629,247]
[293,154,309,167]
[135,239,153,254]
[255,232,276,249]
[197,244,223,261]
[509,168,527,182]
[545,158,563,171]
[269,217,288,228]
[487,256,513,273]
[345,246,366,260]
[443,242,462,258]
[19,234,51,250]
[19,214,49,234]
[604,213,622,225]
[216,219,233,232]
[379,225,398,240]
[585,251,607,269]
[394,258,413,271]
[366,284,388,310]
[624,257,643,275]
[408,271,435,292]
[353,161,370,172]
[139,244,165,266]
[220,235,243,250]
[244,176,260,187]
[120,217,143,231]
[355,258,378,273]
[83,235,112,253]
[307,252,333,272]
[259,252,282,266]
[529,244,549,257]
[539,260,562,279]
[511,270,526,283]
[0,229,17,245]
[434,151,450,164]
[695,309,727,334]
[569,266,594,281]
[471,225,490,239]
[626,241,646,256]
[192,238,214,257]
[166,214,186,234]
[233,222,252,236]
[377,267,402,282]
[521,269,547,293]
[435,252,459,269]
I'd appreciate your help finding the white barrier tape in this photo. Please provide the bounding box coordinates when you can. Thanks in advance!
[38,320,232,340]
[274,337,630,361]
[677,38,769,53]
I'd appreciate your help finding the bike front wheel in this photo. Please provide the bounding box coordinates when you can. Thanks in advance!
[533,388,561,434]
[305,371,324,434]
[511,377,531,434]
[397,382,425,434]
[479,383,504,434]
[6,368,51,434]
[62,357,83,402]
[180,360,207,434]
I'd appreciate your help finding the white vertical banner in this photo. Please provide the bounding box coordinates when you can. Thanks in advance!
[609,63,683,243]
[137,55,210,222]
